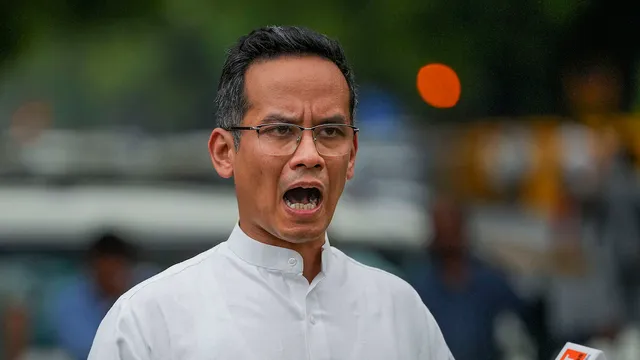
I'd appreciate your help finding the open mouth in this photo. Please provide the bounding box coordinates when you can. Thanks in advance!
[283,187,322,211]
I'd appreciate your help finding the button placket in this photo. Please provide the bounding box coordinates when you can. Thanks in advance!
[305,291,330,360]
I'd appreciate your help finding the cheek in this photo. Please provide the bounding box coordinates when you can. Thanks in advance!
[235,153,283,208]
[326,157,350,200]
[256,164,277,203]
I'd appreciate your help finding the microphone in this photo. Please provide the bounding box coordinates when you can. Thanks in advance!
[554,342,607,360]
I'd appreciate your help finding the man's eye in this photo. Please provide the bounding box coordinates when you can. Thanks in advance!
[318,126,345,137]
[262,125,293,136]
[322,128,336,136]
[274,126,291,135]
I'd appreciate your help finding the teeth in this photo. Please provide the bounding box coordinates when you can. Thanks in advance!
[284,198,318,210]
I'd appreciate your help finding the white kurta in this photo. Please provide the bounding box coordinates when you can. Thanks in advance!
[88,224,454,360]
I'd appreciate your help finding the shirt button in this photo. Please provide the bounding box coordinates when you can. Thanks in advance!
[309,315,316,325]
[288,258,297,266]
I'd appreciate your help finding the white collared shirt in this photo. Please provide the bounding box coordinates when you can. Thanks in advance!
[88,225,454,360]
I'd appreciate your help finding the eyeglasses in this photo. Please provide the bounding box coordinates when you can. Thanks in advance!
[226,123,359,156]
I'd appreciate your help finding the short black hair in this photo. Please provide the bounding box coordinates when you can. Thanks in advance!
[88,232,136,261]
[215,25,357,148]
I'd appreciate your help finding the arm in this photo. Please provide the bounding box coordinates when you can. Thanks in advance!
[88,299,150,360]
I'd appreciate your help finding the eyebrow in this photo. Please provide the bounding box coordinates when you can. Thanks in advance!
[258,114,348,125]
[259,114,298,125]
[317,115,348,125]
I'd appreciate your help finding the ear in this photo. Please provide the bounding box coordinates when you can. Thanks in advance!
[208,128,235,179]
[346,132,358,180]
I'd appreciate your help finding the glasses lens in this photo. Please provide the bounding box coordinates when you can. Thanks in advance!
[313,124,354,156]
[257,124,300,156]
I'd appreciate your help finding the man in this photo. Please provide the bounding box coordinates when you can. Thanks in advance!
[50,232,141,360]
[405,196,525,360]
[89,26,453,360]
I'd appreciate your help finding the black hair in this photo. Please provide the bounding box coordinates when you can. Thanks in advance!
[88,232,136,261]
[215,25,357,148]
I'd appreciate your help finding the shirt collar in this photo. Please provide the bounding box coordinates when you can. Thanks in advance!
[226,223,332,275]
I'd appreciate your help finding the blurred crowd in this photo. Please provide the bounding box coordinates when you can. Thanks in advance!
[0,233,161,360]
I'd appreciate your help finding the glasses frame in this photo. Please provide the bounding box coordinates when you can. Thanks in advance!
[225,123,359,156]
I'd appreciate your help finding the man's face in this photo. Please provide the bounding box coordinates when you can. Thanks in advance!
[93,255,132,299]
[212,56,357,244]
[431,200,467,255]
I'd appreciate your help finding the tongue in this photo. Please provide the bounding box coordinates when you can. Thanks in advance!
[285,188,310,204]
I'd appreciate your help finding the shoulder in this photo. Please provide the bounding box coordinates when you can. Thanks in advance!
[92,245,226,347]
[332,248,454,359]
[117,243,225,308]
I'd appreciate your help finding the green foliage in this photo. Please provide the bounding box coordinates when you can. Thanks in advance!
[0,0,582,128]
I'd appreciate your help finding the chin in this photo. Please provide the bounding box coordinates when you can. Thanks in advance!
[276,221,327,244]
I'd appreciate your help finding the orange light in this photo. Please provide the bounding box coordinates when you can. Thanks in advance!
[417,63,461,108]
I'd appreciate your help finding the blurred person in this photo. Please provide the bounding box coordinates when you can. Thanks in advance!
[405,195,526,360]
[89,26,453,360]
[50,233,139,360]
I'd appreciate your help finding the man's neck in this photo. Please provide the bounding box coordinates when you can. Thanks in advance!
[239,222,325,283]
[294,242,323,283]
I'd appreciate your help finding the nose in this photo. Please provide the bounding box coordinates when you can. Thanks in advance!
[289,130,324,169]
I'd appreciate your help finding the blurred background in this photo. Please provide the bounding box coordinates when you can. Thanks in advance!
[2,0,640,359]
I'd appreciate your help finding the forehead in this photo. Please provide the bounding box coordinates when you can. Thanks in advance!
[243,56,350,122]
